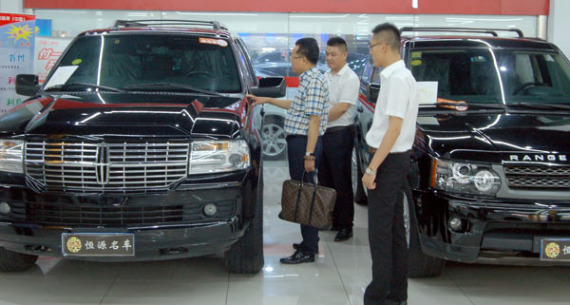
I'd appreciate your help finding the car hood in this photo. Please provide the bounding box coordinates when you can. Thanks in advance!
[417,112,570,163]
[0,93,247,139]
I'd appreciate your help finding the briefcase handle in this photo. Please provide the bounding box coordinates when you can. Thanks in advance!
[299,170,319,190]
[296,170,319,225]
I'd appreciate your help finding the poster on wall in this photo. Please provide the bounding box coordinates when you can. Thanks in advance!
[0,13,36,115]
[35,37,71,84]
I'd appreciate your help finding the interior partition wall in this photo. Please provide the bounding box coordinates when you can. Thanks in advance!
[24,0,548,77]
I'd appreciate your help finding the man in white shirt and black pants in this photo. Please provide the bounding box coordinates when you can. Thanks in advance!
[362,23,419,305]
[318,37,360,242]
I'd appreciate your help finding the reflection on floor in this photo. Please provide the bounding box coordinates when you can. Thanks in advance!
[2,160,570,305]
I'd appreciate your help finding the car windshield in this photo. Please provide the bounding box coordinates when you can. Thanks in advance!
[44,34,242,94]
[411,48,570,106]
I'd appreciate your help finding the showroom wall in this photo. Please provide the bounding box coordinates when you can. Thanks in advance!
[548,0,570,57]
[3,0,570,74]
[0,0,23,13]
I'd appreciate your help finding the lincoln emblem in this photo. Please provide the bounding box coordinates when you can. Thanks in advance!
[95,144,110,185]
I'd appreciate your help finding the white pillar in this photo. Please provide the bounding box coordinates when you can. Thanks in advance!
[548,0,570,57]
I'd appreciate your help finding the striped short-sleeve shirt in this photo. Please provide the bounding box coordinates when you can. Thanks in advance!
[284,67,330,136]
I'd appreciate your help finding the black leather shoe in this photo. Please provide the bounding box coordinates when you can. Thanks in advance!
[280,250,315,264]
[292,243,319,253]
[334,228,353,242]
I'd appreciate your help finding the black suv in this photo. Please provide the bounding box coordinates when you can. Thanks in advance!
[355,27,570,277]
[0,20,284,273]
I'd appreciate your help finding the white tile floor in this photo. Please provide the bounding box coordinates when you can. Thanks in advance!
[1,160,570,305]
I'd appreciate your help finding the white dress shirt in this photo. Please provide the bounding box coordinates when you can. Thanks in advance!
[324,64,360,128]
[365,60,418,152]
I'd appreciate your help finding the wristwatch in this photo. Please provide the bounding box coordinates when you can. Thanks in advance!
[365,167,377,175]
[305,152,314,156]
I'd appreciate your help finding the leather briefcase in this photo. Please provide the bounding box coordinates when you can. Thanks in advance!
[279,172,337,230]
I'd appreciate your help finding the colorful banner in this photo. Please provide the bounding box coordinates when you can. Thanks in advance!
[0,13,36,115]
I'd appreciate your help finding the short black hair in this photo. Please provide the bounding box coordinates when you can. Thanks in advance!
[372,23,401,51]
[295,37,319,65]
[326,36,348,53]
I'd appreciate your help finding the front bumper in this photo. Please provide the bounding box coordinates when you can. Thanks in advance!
[416,191,570,263]
[0,218,244,261]
[0,178,256,261]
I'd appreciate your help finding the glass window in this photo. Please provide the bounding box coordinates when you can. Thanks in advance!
[411,49,502,103]
[497,51,570,102]
[411,48,570,105]
[45,34,242,93]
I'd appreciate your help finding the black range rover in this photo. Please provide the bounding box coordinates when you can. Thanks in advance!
[0,20,284,273]
[355,27,570,277]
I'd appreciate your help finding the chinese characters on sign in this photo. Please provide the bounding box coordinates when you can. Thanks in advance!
[35,37,71,84]
[63,234,135,257]
[0,13,35,114]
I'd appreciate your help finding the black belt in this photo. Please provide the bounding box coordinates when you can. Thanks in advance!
[325,125,353,134]
[286,134,307,140]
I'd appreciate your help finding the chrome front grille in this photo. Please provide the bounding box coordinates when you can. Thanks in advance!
[25,140,190,193]
[504,164,570,190]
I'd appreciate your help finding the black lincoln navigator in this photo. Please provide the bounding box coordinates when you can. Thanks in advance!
[0,20,284,273]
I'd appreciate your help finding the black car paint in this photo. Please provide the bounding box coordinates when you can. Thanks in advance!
[0,92,261,260]
[0,23,283,269]
[356,37,570,266]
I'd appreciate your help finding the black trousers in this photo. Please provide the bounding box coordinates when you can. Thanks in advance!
[317,126,354,229]
[286,134,323,255]
[363,151,410,305]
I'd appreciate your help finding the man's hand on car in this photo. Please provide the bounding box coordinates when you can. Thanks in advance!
[246,94,267,107]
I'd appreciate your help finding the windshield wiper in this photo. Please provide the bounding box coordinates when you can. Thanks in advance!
[507,102,570,111]
[123,82,224,97]
[44,82,126,93]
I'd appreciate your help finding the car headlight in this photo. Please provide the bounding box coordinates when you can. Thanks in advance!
[0,140,24,173]
[431,158,501,196]
[189,140,250,175]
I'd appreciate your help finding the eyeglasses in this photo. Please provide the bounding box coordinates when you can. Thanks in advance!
[368,41,383,49]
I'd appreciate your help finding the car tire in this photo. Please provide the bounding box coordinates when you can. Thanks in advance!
[224,173,264,274]
[261,116,287,160]
[404,184,445,278]
[352,148,368,205]
[0,247,38,272]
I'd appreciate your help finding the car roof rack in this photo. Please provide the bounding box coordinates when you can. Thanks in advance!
[114,19,227,31]
[400,27,524,38]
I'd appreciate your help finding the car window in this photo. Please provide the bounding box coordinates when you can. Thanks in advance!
[498,51,570,101]
[410,49,502,104]
[410,48,570,105]
[235,38,258,87]
[47,34,242,93]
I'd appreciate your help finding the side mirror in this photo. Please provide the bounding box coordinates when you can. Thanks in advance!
[250,77,286,98]
[15,74,40,96]
[369,83,380,104]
